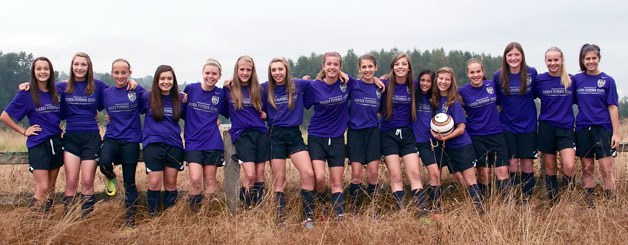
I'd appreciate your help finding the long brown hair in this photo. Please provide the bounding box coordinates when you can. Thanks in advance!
[231,56,262,112]
[431,67,461,109]
[267,57,295,110]
[66,52,95,95]
[384,53,416,121]
[29,57,59,107]
[500,42,529,96]
[149,65,181,121]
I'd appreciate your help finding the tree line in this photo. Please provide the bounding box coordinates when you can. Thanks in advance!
[1,49,627,122]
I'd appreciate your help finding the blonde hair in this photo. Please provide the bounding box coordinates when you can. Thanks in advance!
[545,47,571,89]
[316,52,343,80]
[204,58,222,74]
[230,56,262,111]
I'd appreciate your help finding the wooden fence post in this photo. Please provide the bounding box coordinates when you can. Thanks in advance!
[222,130,240,214]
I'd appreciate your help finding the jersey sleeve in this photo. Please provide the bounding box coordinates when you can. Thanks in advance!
[3,91,32,121]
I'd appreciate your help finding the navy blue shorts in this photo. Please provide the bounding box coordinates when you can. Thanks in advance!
[537,121,575,154]
[347,127,381,164]
[434,143,476,173]
[63,132,101,160]
[503,131,537,159]
[234,129,269,164]
[269,127,307,160]
[28,135,63,171]
[143,143,184,173]
[380,127,418,157]
[308,135,345,167]
[99,139,140,165]
[416,142,436,166]
[185,150,224,166]
[471,133,508,168]
[575,126,614,160]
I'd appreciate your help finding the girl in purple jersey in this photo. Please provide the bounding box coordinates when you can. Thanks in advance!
[430,67,483,213]
[263,57,315,224]
[460,59,510,198]
[493,42,538,202]
[0,57,62,212]
[534,47,576,203]
[100,58,145,225]
[142,65,184,216]
[59,52,108,216]
[226,56,269,209]
[574,44,619,205]
[380,53,427,216]
[183,58,227,212]
[304,52,352,220]
[347,54,381,213]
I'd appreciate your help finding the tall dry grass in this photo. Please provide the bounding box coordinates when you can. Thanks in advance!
[0,122,626,244]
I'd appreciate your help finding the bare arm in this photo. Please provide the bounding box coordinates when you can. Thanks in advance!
[608,105,620,149]
[0,111,40,136]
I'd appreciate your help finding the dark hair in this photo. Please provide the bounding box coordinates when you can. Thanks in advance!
[66,52,95,95]
[416,69,435,95]
[150,65,181,121]
[384,53,416,121]
[578,43,601,72]
[500,42,529,96]
[29,57,59,107]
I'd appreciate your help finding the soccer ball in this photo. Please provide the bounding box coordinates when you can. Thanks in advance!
[430,113,455,136]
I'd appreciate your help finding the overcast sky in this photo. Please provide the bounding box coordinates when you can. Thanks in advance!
[1,0,626,96]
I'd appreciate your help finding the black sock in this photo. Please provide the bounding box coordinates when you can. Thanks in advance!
[252,182,265,206]
[301,189,315,219]
[276,192,286,219]
[331,192,345,216]
[348,183,362,210]
[604,189,614,199]
[81,194,95,217]
[366,184,377,199]
[467,184,484,213]
[428,185,443,211]
[496,179,508,195]
[392,190,405,210]
[240,187,251,208]
[188,194,203,212]
[122,163,138,209]
[545,175,558,201]
[521,172,535,197]
[562,175,574,190]
[478,183,488,197]
[411,188,427,212]
[63,195,75,214]
[164,190,178,209]
[147,190,161,216]
[316,190,328,204]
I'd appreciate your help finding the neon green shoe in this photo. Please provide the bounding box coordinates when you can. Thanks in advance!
[105,178,117,196]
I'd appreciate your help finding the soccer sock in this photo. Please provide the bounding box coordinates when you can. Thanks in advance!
[63,195,75,214]
[366,184,377,200]
[521,172,535,198]
[392,190,405,210]
[276,192,286,219]
[81,194,95,217]
[122,163,138,209]
[428,185,443,211]
[331,192,345,216]
[253,182,265,206]
[163,190,178,209]
[348,183,362,210]
[301,189,315,219]
[467,184,484,213]
[478,183,488,198]
[188,194,203,212]
[496,179,508,195]
[545,175,558,201]
[411,188,427,215]
[562,175,574,190]
[147,190,161,216]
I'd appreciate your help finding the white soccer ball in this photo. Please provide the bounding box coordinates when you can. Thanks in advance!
[430,113,455,136]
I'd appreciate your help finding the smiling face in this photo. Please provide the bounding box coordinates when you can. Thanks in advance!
[393,57,410,80]
[158,71,174,95]
[466,62,484,87]
[323,56,341,79]
[33,60,51,83]
[112,61,131,87]
[545,50,563,76]
[583,51,600,74]
[202,64,221,89]
[419,73,432,93]
[72,56,89,81]
[270,61,287,85]
[237,59,253,85]
[359,59,377,81]
[436,72,452,95]
[506,48,522,72]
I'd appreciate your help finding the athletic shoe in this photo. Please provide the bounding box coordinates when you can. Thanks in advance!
[303,218,314,229]
[105,178,117,196]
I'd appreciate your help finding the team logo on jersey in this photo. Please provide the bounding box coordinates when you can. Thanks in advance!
[376,89,382,99]
[597,79,606,88]
[340,84,347,92]
[486,86,494,94]
[442,104,448,113]
[127,91,136,102]
[212,95,220,105]
[406,87,410,95]
[526,75,532,85]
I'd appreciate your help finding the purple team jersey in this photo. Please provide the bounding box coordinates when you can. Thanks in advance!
[103,85,145,142]
[57,80,106,133]
[493,67,538,133]
[141,92,184,149]
[348,80,381,130]
[4,90,62,148]
[261,79,308,127]
[459,80,503,136]
[225,85,268,142]
[434,96,472,148]
[574,72,618,131]
[183,83,227,151]
[380,79,417,131]
[412,92,433,143]
[534,72,575,129]
[304,77,355,138]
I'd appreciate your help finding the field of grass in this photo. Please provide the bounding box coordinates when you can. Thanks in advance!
[0,124,626,244]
